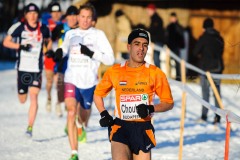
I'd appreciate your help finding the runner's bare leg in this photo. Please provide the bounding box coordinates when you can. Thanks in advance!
[28,87,40,126]
[65,97,78,150]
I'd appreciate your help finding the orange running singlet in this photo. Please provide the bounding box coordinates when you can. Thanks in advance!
[94,62,173,122]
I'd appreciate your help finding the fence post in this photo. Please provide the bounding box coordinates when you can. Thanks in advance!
[224,115,231,160]
[179,60,187,160]
[165,47,171,78]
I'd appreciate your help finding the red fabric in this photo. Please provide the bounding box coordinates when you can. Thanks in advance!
[47,19,57,31]
[44,56,55,70]
[64,83,76,99]
[147,3,156,10]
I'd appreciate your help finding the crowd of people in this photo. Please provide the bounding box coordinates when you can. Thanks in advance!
[114,4,224,126]
[2,1,224,160]
[115,4,187,81]
[3,2,113,160]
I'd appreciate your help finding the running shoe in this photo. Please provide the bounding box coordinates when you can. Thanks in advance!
[69,154,78,160]
[55,103,63,117]
[196,118,207,124]
[46,99,51,112]
[213,115,220,125]
[77,127,86,143]
[25,126,32,137]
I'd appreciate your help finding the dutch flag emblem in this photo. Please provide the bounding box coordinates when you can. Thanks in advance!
[119,81,127,86]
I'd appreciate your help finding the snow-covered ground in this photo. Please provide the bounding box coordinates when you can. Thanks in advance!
[0,67,240,160]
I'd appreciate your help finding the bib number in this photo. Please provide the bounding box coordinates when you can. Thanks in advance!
[120,94,149,120]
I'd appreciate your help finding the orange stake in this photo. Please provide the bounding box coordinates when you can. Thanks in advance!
[224,115,231,160]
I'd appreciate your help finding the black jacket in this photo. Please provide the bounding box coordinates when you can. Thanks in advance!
[166,21,185,52]
[193,28,224,73]
[148,13,165,44]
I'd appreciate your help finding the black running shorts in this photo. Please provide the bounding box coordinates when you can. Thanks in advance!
[108,118,156,154]
[17,71,42,94]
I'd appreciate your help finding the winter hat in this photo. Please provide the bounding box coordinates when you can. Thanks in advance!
[49,2,61,12]
[128,28,149,44]
[24,3,39,14]
[65,6,78,16]
[147,3,156,10]
[203,18,214,29]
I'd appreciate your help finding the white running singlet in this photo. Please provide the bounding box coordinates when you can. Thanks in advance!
[61,27,114,89]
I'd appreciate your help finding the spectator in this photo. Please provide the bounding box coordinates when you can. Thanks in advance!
[51,5,79,117]
[193,17,224,124]
[43,1,64,113]
[185,26,198,78]
[146,3,165,68]
[166,12,185,81]
[114,9,132,61]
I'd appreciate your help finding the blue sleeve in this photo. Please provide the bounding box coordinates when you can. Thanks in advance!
[41,12,51,25]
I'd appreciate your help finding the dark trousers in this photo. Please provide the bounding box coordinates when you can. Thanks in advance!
[153,42,163,68]
[171,48,181,81]
[154,50,160,68]
[200,75,221,122]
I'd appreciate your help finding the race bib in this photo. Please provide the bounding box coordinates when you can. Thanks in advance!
[120,94,149,120]
[68,54,90,68]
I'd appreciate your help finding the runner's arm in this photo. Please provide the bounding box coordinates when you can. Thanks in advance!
[94,67,114,113]
[93,95,106,113]
[45,38,52,51]
[154,68,174,112]
[3,35,20,49]
[3,22,22,50]
[94,94,114,127]
[153,102,174,112]
[42,24,53,55]
[59,31,70,57]
[93,30,114,65]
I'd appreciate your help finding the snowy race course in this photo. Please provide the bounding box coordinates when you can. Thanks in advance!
[0,69,240,160]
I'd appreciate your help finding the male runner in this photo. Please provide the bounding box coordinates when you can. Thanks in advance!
[3,3,52,137]
[94,29,174,160]
[75,3,98,136]
[55,3,114,160]
[51,5,79,117]
[43,2,63,112]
